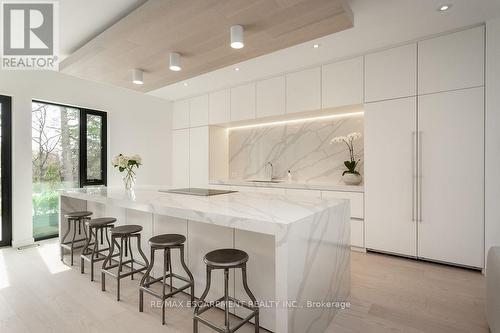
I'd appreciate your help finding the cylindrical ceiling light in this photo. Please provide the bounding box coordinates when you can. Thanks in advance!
[169,52,181,71]
[132,68,144,85]
[230,25,244,49]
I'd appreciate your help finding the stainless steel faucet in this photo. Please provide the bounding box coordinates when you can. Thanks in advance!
[264,162,273,181]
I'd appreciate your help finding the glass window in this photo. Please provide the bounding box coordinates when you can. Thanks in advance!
[31,101,107,240]
[85,113,104,183]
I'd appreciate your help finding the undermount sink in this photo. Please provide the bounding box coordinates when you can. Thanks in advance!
[247,179,284,183]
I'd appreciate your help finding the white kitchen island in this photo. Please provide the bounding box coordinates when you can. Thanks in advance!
[60,187,350,333]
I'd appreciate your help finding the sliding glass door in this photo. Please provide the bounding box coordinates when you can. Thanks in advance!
[32,101,106,240]
[0,96,12,247]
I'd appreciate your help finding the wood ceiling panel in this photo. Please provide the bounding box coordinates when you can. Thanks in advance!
[60,0,353,92]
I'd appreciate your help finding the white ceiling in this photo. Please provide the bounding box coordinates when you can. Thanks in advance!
[146,0,500,101]
[59,0,146,59]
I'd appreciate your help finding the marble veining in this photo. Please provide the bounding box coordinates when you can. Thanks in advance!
[229,116,363,183]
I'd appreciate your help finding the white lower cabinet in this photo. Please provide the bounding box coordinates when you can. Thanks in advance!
[321,190,365,248]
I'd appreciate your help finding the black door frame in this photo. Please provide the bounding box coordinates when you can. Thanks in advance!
[0,95,12,247]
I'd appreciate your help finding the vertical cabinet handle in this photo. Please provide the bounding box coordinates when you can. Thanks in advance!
[418,131,422,222]
[412,131,416,222]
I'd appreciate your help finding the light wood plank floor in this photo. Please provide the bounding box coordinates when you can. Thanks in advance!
[0,240,488,333]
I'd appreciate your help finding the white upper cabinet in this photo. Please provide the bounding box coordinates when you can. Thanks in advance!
[286,67,321,114]
[365,44,417,102]
[256,75,285,118]
[209,89,230,125]
[172,99,189,129]
[231,83,256,122]
[172,129,190,187]
[418,26,485,95]
[189,126,209,187]
[189,94,208,127]
[322,57,363,108]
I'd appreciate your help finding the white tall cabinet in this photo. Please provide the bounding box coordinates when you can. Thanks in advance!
[418,88,484,267]
[365,97,417,256]
[189,126,209,187]
[364,26,485,268]
[171,129,190,187]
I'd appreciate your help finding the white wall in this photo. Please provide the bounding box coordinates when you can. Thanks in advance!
[486,17,500,258]
[0,70,172,247]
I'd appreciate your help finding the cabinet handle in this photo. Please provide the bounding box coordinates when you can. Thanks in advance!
[418,131,422,222]
[412,131,416,222]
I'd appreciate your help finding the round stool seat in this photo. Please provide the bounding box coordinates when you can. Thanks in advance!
[149,234,186,248]
[110,224,143,236]
[65,211,93,219]
[204,248,249,268]
[88,217,117,227]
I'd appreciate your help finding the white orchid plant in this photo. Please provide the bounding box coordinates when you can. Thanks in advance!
[331,132,362,176]
[112,154,142,189]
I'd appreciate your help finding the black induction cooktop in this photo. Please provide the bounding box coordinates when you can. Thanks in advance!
[159,188,237,196]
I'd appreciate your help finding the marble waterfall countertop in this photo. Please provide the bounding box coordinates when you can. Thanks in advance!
[61,186,350,236]
[209,179,364,193]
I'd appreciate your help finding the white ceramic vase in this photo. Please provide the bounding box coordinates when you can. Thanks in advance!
[342,173,362,185]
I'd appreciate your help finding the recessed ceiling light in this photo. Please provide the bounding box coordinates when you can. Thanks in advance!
[230,25,244,49]
[234,67,240,71]
[169,52,181,71]
[313,44,320,48]
[132,68,144,85]
[438,4,451,11]
[183,82,188,87]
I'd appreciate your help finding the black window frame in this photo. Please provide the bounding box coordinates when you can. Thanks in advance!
[0,95,12,247]
[32,100,108,188]
[80,108,108,187]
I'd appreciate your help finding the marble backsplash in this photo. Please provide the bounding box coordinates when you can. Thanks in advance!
[228,116,364,183]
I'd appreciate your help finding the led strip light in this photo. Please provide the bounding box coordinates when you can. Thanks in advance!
[227,111,364,131]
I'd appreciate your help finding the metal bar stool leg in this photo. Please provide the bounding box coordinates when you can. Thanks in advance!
[102,235,116,292]
[60,223,71,262]
[80,225,92,274]
[242,264,259,333]
[90,227,100,281]
[167,248,173,293]
[194,266,212,333]
[70,219,78,266]
[136,234,149,264]
[224,268,230,327]
[162,248,168,325]
[179,245,195,304]
[139,247,155,313]
[116,237,125,301]
[129,236,134,280]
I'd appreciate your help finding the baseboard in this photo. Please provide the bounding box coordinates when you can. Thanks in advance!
[12,237,35,248]
[351,246,367,253]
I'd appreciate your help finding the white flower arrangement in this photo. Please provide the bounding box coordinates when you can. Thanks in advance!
[112,154,142,189]
[331,132,362,175]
